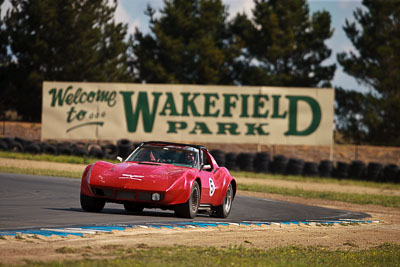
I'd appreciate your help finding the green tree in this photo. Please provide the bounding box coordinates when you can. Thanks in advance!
[231,0,335,87]
[1,0,130,121]
[130,0,241,85]
[337,0,400,145]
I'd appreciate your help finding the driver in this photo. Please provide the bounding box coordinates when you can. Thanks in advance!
[185,152,196,165]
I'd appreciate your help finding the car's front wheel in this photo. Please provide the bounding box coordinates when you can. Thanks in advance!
[213,183,233,218]
[175,181,200,219]
[80,194,105,212]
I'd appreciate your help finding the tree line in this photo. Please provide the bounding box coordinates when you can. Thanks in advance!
[0,0,399,146]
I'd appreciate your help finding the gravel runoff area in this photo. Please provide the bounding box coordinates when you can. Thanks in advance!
[0,158,399,265]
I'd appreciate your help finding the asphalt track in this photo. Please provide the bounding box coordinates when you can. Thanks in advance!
[0,172,369,231]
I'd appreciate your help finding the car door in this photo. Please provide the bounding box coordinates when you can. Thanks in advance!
[198,149,217,204]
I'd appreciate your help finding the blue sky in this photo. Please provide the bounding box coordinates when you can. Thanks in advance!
[2,0,365,92]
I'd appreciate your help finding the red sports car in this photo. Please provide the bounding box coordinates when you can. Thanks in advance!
[80,141,236,218]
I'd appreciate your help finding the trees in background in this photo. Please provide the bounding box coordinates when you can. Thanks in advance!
[230,0,335,87]
[1,0,131,121]
[130,0,241,85]
[336,0,400,146]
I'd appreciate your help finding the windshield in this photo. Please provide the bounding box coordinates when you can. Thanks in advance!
[126,145,199,168]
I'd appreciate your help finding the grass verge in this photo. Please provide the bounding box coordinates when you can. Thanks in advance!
[238,183,400,208]
[1,151,399,190]
[0,166,81,178]
[231,170,400,190]
[24,244,400,267]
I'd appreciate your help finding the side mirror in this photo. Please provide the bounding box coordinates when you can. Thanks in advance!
[202,164,212,170]
[116,156,123,162]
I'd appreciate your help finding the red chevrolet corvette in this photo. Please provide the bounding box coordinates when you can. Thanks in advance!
[80,141,236,218]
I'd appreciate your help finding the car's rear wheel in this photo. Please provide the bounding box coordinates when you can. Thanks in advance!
[213,183,233,218]
[124,203,145,213]
[80,194,105,212]
[175,181,200,219]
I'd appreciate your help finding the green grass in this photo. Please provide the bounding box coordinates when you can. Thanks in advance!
[0,166,82,178]
[231,170,400,190]
[0,151,118,165]
[17,244,400,267]
[238,183,400,208]
[2,150,398,190]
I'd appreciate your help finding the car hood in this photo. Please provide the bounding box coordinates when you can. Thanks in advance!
[90,161,196,191]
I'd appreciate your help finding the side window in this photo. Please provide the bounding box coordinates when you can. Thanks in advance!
[202,149,212,172]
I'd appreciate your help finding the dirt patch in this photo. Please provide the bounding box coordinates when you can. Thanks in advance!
[1,159,400,265]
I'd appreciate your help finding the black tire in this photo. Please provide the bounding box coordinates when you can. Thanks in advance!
[286,158,304,176]
[88,146,104,158]
[57,144,72,155]
[319,160,334,177]
[254,152,270,173]
[124,203,145,213]
[334,161,349,179]
[366,162,383,181]
[225,153,239,171]
[24,143,41,154]
[117,139,132,158]
[348,160,366,180]
[80,194,105,212]
[0,140,8,151]
[303,162,319,177]
[213,183,234,218]
[175,181,200,219]
[270,155,288,174]
[236,153,255,172]
[41,143,58,155]
[103,144,119,159]
[8,141,24,152]
[210,149,226,167]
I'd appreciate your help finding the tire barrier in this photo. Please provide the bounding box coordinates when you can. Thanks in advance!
[303,162,319,177]
[286,158,305,176]
[334,161,349,179]
[40,143,58,155]
[24,142,41,154]
[0,139,8,151]
[236,153,255,172]
[88,145,104,158]
[270,155,288,174]
[348,160,366,180]
[319,160,334,177]
[72,143,88,157]
[1,136,399,183]
[366,162,383,181]
[382,164,399,183]
[103,144,119,159]
[117,139,132,159]
[225,153,239,171]
[57,143,72,155]
[253,152,270,173]
[210,149,226,167]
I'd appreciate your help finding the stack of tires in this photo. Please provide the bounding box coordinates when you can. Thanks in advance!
[270,155,288,174]
[319,160,334,177]
[348,160,366,180]
[285,158,304,176]
[117,139,133,159]
[333,162,349,179]
[210,150,226,167]
[303,162,319,177]
[225,153,239,171]
[366,162,383,181]
[236,153,255,172]
[253,152,270,173]
[382,164,399,183]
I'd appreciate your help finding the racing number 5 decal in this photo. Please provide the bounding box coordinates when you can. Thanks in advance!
[209,178,215,196]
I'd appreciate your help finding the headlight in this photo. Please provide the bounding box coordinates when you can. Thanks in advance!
[152,193,161,201]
